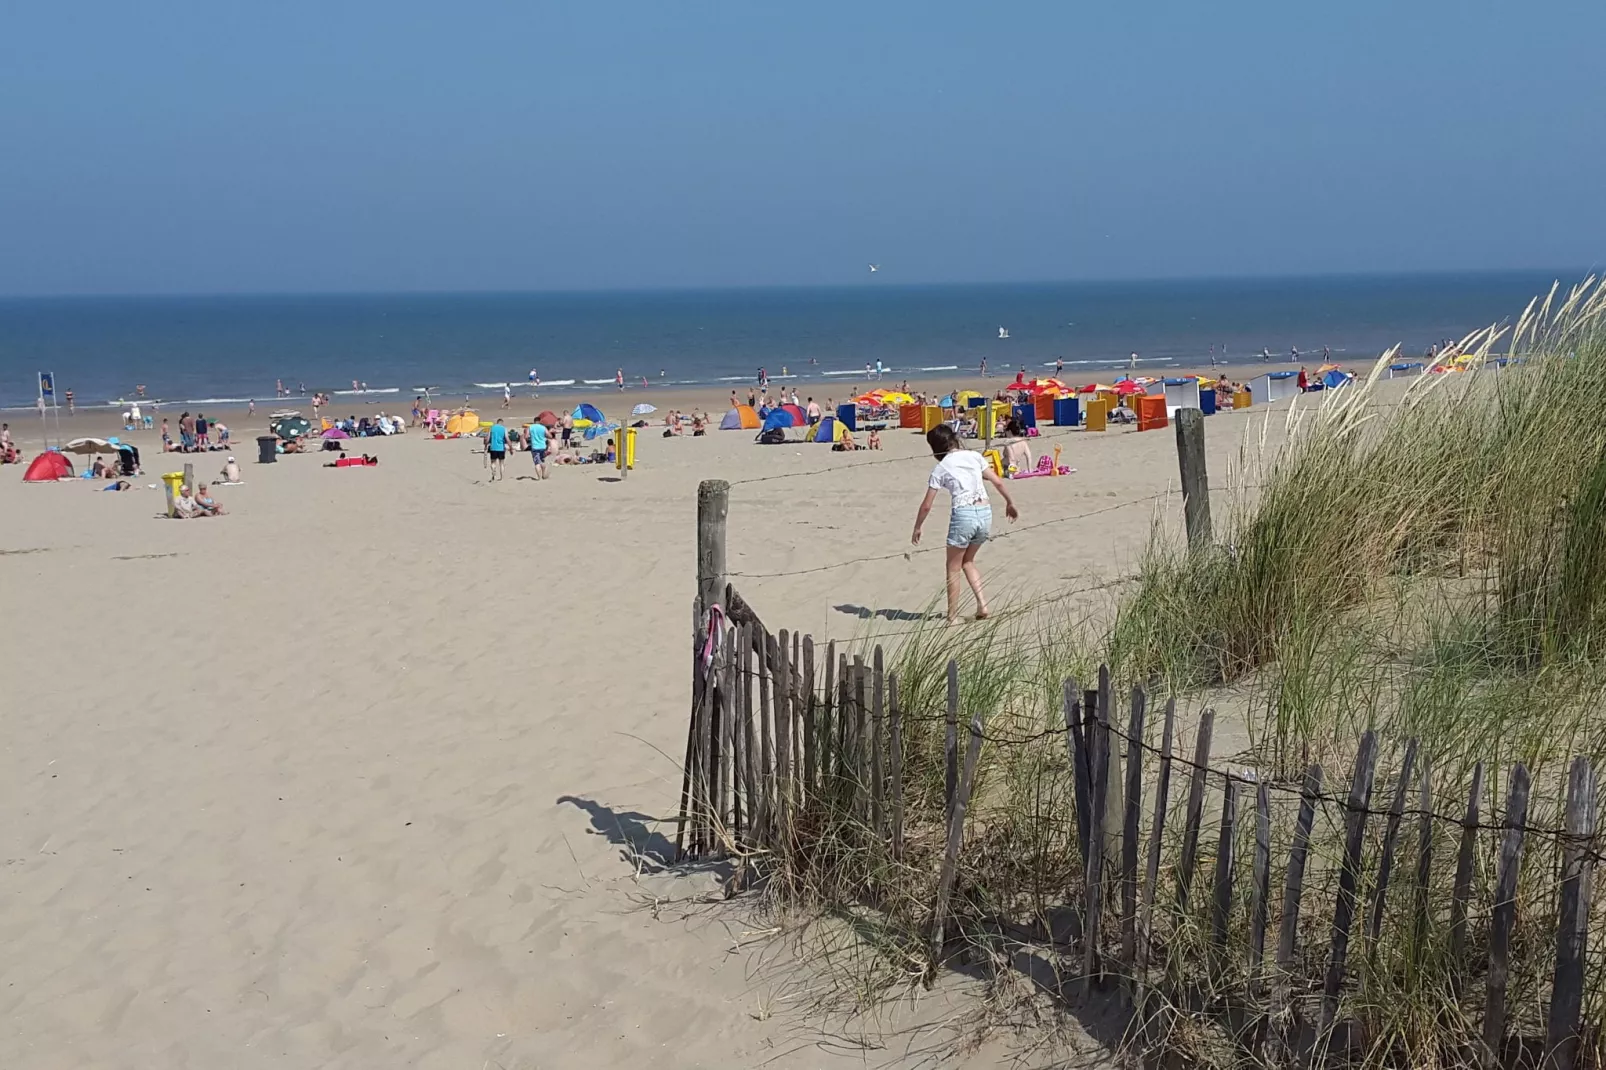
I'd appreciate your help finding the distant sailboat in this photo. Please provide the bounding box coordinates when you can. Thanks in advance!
[998,326,1010,339]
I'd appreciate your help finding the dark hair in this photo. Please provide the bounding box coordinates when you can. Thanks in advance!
[926,424,962,458]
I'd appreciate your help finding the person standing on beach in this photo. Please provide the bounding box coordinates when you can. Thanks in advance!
[615,369,624,392]
[806,397,821,423]
[979,358,988,377]
[248,399,255,417]
[1055,357,1064,376]
[527,417,549,479]
[486,418,508,481]
[911,424,1018,624]
[502,384,512,410]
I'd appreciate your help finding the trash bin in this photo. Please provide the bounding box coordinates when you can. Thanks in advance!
[257,435,279,464]
[160,471,185,517]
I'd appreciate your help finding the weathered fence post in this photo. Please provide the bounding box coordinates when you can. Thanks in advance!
[1269,764,1323,1065]
[695,480,729,625]
[1082,681,1111,996]
[1099,665,1122,876]
[1064,680,1091,868]
[740,623,759,847]
[889,672,904,861]
[945,659,959,818]
[1174,408,1211,549]
[1120,686,1147,968]
[773,630,791,846]
[1450,762,1486,982]
[1177,708,1217,910]
[871,646,885,839]
[1546,757,1596,1070]
[1483,763,1531,1069]
[821,641,837,796]
[757,633,775,846]
[1249,778,1272,995]
[1409,756,1434,985]
[802,635,817,799]
[1367,738,1419,950]
[1209,777,1241,978]
[926,714,985,987]
[852,655,868,824]
[1318,730,1379,1049]
[1137,697,1176,976]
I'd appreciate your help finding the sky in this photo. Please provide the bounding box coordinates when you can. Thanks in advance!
[1,0,1602,295]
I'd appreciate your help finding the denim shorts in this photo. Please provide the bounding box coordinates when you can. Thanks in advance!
[947,505,993,548]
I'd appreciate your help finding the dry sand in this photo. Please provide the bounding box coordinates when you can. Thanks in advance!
[0,379,1293,1068]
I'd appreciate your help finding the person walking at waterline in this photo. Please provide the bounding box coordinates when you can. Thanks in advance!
[910,424,1018,624]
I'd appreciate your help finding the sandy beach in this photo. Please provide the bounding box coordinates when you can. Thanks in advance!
[0,377,1293,1068]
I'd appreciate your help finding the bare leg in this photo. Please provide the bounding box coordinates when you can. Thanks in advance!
[944,546,967,623]
[962,543,989,618]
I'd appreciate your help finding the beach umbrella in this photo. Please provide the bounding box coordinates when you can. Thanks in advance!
[583,419,620,441]
[59,437,120,455]
[1113,379,1145,395]
[1078,383,1113,393]
[272,416,312,440]
[322,427,350,439]
[631,403,657,417]
[533,410,560,428]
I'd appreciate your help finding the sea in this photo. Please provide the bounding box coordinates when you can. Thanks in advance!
[0,271,1576,410]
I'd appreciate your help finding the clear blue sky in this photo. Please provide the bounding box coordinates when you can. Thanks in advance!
[1,0,1601,295]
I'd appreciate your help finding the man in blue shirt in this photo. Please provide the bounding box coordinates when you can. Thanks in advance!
[527,418,549,480]
[486,418,508,481]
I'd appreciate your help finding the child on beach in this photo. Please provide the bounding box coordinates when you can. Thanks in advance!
[911,424,1019,624]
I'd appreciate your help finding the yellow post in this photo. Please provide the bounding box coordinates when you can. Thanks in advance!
[615,427,636,471]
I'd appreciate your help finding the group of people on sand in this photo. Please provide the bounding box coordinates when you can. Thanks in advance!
[660,410,709,436]
[161,412,230,453]
[172,482,226,519]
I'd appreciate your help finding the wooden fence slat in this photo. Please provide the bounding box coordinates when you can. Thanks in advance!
[802,635,816,800]
[741,623,759,847]
[836,652,849,806]
[889,672,904,861]
[1209,778,1241,973]
[945,659,959,819]
[1367,737,1419,949]
[1318,730,1379,1045]
[725,626,741,841]
[1099,665,1123,882]
[852,655,867,824]
[872,646,885,839]
[1176,708,1217,910]
[925,714,985,987]
[675,628,701,860]
[1450,761,1486,979]
[774,630,791,843]
[1268,764,1322,1067]
[821,641,837,794]
[1483,762,1531,1070]
[792,630,803,794]
[1546,756,1596,1070]
[1137,697,1176,976]
[1120,685,1147,967]
[757,632,775,845]
[1064,679,1090,868]
[719,632,738,847]
[1409,755,1433,985]
[1082,681,1111,995]
[1249,778,1271,993]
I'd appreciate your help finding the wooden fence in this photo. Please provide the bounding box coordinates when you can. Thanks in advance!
[674,608,1603,1069]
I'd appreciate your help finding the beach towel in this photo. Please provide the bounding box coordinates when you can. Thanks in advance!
[1011,454,1076,479]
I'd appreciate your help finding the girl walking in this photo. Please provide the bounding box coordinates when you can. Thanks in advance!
[911,424,1018,623]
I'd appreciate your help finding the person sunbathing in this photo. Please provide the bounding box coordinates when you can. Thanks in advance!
[90,456,115,478]
[834,430,859,451]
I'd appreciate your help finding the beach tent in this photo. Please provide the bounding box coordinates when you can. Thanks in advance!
[762,408,797,432]
[571,403,606,428]
[719,405,760,430]
[443,410,480,435]
[23,452,72,482]
[810,416,845,443]
[1321,370,1352,390]
[533,410,559,428]
[780,403,807,425]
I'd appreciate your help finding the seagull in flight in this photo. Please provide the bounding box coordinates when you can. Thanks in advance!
[868,264,880,273]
